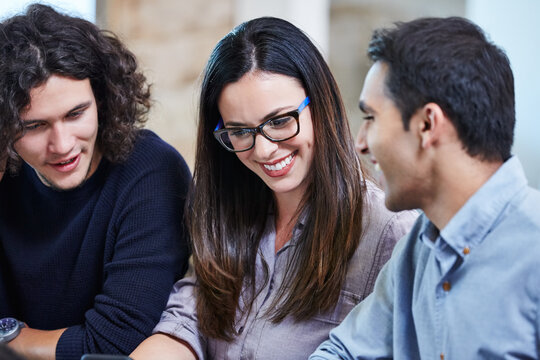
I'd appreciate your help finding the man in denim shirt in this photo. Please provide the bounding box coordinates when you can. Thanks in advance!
[311,17,540,359]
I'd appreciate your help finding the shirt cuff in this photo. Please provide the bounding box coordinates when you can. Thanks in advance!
[153,316,205,360]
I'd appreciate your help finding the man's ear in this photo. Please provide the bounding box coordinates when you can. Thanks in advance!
[418,102,447,149]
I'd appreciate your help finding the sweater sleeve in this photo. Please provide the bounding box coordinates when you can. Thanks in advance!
[56,135,192,359]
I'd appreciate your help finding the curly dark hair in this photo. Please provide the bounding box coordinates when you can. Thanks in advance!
[0,3,151,173]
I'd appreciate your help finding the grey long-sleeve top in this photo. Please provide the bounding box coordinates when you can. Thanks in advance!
[153,181,418,359]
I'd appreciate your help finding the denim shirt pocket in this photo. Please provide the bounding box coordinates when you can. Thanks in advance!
[312,289,362,325]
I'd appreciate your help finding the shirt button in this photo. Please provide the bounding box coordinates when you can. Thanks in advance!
[463,246,470,255]
[442,281,451,292]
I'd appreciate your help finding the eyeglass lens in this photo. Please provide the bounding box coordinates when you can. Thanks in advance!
[219,113,298,151]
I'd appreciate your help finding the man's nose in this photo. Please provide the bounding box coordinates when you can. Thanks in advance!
[48,123,74,155]
[355,121,370,155]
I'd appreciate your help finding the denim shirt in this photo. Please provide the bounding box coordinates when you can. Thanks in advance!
[153,182,417,359]
[311,156,540,359]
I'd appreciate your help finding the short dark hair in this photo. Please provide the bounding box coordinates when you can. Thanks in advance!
[0,3,151,173]
[368,16,514,162]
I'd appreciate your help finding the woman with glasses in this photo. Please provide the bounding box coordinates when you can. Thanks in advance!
[132,17,417,360]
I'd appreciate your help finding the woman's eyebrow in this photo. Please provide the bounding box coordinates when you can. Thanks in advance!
[224,105,294,127]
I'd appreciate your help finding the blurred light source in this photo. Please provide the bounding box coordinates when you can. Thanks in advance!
[0,0,95,22]
[467,0,540,190]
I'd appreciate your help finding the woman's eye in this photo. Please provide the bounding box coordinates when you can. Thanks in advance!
[268,116,293,128]
[363,115,375,121]
[229,129,250,138]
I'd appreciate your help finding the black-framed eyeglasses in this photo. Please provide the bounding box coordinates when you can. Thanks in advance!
[213,97,310,152]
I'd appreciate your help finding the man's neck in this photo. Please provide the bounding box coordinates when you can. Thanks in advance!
[423,156,503,230]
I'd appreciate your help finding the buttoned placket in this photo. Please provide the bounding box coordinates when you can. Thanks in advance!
[238,220,299,359]
[432,234,464,360]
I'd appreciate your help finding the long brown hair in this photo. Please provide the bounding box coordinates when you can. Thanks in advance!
[188,17,365,340]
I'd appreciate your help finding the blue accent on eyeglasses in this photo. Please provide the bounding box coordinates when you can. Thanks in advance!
[297,96,310,114]
[214,96,311,132]
[214,118,223,132]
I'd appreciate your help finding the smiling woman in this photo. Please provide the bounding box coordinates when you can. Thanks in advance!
[131,16,417,360]
[217,72,314,202]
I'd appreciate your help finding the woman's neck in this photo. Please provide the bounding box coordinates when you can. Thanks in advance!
[273,190,303,253]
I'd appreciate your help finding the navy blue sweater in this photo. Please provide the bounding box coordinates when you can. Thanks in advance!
[0,130,191,359]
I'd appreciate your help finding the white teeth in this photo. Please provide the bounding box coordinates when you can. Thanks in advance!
[264,153,294,171]
[59,157,75,165]
[374,163,381,172]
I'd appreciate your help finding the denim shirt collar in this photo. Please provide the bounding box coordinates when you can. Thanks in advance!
[420,156,528,263]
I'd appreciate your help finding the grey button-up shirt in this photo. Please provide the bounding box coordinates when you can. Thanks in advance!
[154,182,417,359]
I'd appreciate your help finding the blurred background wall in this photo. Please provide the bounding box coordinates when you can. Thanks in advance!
[2,0,539,189]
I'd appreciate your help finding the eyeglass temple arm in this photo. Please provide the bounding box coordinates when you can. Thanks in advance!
[214,118,224,131]
[297,97,310,113]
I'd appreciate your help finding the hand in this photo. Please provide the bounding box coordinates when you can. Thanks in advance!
[7,326,66,360]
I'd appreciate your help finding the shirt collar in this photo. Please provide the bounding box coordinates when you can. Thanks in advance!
[279,211,307,253]
[438,156,528,257]
[263,208,308,256]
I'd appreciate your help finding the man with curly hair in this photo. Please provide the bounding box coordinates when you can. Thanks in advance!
[0,4,192,359]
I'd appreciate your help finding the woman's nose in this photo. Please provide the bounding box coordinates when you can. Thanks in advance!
[252,133,278,159]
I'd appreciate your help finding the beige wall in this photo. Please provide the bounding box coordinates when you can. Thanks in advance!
[329,0,465,136]
[96,0,464,169]
[234,0,330,57]
[97,0,234,169]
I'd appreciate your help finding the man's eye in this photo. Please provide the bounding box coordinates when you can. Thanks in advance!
[67,110,84,119]
[24,122,43,130]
